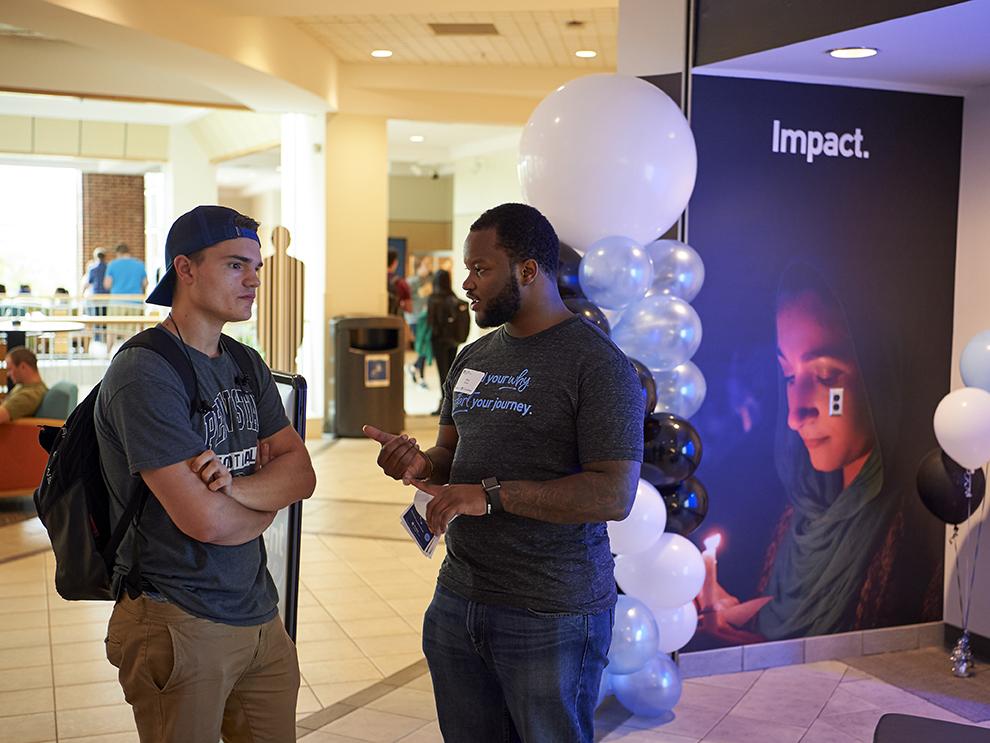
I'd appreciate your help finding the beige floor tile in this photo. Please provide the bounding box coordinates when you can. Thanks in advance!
[339,617,415,640]
[0,626,49,651]
[0,664,52,693]
[0,711,55,743]
[678,681,747,714]
[0,610,47,631]
[798,718,863,743]
[701,712,807,743]
[55,680,126,710]
[48,621,107,646]
[371,583,435,602]
[327,600,401,622]
[819,686,881,717]
[385,598,431,617]
[685,669,763,692]
[318,587,385,609]
[298,605,335,624]
[0,580,46,598]
[56,703,135,739]
[309,680,375,708]
[47,605,112,627]
[393,720,444,742]
[304,571,369,590]
[297,731,369,742]
[0,595,47,614]
[365,687,437,721]
[299,658,383,686]
[402,674,433,693]
[297,684,323,715]
[301,560,358,577]
[296,621,348,642]
[0,643,50,670]
[297,638,367,662]
[599,726,700,742]
[353,634,422,658]
[371,653,425,677]
[626,704,723,739]
[51,640,107,665]
[52,658,119,686]
[59,732,139,743]
[320,707,429,742]
[0,686,54,717]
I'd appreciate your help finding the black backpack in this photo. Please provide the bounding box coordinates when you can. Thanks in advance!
[33,327,260,601]
[432,295,470,345]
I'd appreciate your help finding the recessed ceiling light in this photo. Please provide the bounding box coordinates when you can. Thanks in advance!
[371,49,393,58]
[409,135,425,143]
[827,47,878,59]
[575,49,597,59]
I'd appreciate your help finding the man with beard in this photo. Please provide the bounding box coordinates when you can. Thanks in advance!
[363,203,644,742]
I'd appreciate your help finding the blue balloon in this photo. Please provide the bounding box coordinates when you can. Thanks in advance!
[612,653,683,717]
[608,595,660,674]
[645,239,705,302]
[961,330,990,392]
[578,235,654,310]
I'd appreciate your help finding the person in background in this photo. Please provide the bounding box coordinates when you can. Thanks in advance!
[0,346,47,423]
[406,256,433,387]
[104,243,148,299]
[83,247,109,297]
[426,269,461,415]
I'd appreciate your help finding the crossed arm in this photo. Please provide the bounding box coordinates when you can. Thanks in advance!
[140,424,316,546]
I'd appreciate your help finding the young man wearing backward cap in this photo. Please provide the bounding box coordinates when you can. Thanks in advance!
[94,205,316,743]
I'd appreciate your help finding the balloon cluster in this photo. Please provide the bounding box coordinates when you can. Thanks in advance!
[521,73,703,717]
[926,330,990,678]
[923,330,990,519]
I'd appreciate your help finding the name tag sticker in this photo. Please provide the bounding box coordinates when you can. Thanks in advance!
[454,368,485,395]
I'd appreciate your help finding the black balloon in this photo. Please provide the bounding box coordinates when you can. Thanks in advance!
[627,356,657,416]
[660,476,709,537]
[557,242,584,298]
[564,297,610,336]
[916,448,986,525]
[642,412,702,487]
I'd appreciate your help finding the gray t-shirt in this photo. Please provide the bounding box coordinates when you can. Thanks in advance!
[94,329,290,625]
[438,315,644,614]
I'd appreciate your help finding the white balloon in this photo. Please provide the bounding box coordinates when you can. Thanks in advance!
[649,601,699,653]
[645,239,705,302]
[933,387,990,470]
[519,74,697,252]
[614,533,705,610]
[608,479,667,555]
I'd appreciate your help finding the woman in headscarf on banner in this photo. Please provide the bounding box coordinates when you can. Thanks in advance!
[698,263,942,643]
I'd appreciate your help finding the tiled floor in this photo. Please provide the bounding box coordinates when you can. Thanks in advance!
[0,359,987,741]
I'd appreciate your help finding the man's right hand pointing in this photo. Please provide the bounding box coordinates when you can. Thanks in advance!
[362,424,433,484]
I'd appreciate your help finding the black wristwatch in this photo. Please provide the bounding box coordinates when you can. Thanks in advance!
[481,477,503,515]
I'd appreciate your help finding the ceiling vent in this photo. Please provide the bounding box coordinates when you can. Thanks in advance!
[428,23,499,36]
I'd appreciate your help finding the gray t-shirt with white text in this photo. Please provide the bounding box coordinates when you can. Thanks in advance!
[438,316,644,614]
[94,329,289,625]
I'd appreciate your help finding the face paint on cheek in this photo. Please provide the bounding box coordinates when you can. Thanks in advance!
[828,387,844,416]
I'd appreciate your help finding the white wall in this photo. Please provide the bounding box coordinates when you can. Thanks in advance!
[946,83,990,637]
[451,146,524,299]
[389,175,452,222]
[165,123,217,223]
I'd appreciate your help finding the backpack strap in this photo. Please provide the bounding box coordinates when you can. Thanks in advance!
[220,334,261,401]
[119,327,199,416]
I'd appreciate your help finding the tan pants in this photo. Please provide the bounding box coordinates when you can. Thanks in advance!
[105,594,300,743]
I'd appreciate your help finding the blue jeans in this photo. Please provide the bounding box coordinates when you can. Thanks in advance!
[422,584,613,743]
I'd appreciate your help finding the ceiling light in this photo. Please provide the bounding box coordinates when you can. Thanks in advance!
[575,50,597,59]
[409,135,425,143]
[827,47,878,59]
[371,49,393,58]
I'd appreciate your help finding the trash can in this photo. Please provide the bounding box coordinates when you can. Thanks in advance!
[328,315,404,437]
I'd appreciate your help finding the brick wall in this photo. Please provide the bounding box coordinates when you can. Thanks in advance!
[80,174,145,278]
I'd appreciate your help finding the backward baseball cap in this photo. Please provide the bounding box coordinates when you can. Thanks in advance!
[146,205,260,307]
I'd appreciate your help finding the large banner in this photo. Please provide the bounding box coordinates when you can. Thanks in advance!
[684,75,962,650]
